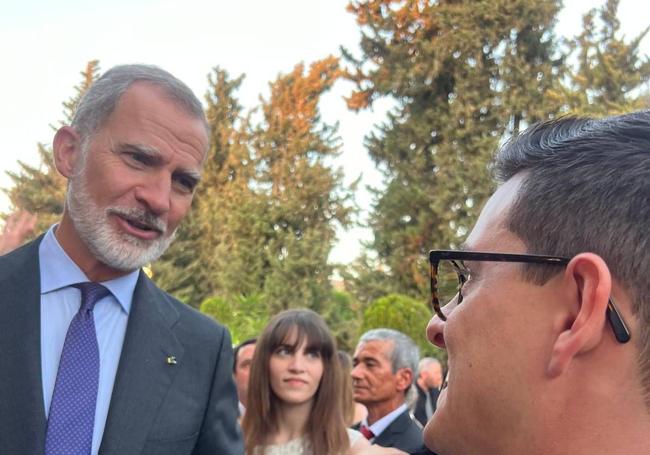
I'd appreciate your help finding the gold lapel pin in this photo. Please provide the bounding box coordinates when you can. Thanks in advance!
[166,355,177,365]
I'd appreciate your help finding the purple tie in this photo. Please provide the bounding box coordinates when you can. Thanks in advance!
[45,282,110,455]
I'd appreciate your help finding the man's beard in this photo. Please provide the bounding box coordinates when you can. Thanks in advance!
[66,173,176,272]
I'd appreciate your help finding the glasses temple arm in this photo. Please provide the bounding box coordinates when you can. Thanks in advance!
[606,299,631,344]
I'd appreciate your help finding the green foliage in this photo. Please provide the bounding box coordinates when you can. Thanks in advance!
[338,254,398,307]
[557,0,650,116]
[154,67,257,306]
[361,293,439,358]
[322,290,363,351]
[200,294,270,345]
[342,0,649,306]
[251,57,356,313]
[157,59,355,312]
[343,0,566,301]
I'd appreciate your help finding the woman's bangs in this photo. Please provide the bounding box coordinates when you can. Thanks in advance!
[269,314,333,357]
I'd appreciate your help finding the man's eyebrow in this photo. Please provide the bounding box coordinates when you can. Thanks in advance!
[175,168,202,182]
[115,142,161,157]
[357,354,378,363]
[116,142,202,183]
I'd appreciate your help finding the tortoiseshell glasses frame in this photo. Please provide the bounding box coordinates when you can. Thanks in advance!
[428,249,631,344]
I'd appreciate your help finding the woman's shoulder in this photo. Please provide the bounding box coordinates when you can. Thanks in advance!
[347,428,364,445]
[347,428,371,453]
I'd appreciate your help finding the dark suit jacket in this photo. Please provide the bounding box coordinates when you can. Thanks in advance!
[0,237,243,454]
[413,383,440,427]
[354,409,426,454]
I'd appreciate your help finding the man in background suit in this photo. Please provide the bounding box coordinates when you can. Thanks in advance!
[413,358,442,426]
[233,337,257,417]
[351,329,426,454]
[0,64,243,454]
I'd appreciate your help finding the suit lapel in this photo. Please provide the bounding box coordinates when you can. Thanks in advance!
[374,410,409,446]
[0,238,46,454]
[99,272,184,454]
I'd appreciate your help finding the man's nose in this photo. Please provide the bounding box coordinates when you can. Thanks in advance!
[427,297,458,348]
[427,291,462,348]
[426,315,446,349]
[350,363,363,380]
[134,176,171,216]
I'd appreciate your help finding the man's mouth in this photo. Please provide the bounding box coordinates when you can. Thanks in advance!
[124,217,161,233]
[109,209,165,240]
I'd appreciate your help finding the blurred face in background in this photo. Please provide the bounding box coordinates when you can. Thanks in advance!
[234,343,256,407]
[421,362,443,389]
[351,339,401,406]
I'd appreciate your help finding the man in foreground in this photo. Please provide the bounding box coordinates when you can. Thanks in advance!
[352,329,426,453]
[425,112,650,454]
[0,64,242,454]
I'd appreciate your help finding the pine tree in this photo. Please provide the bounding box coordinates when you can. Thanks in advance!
[343,0,564,298]
[153,67,262,307]
[252,57,356,313]
[558,0,650,116]
[4,61,101,235]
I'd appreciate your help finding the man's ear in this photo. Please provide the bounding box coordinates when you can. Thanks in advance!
[53,126,82,178]
[546,253,612,378]
[396,368,414,392]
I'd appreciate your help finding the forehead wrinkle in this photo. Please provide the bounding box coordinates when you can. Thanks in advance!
[358,340,392,363]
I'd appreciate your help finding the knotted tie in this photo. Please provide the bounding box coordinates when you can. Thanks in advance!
[360,424,375,440]
[45,282,110,455]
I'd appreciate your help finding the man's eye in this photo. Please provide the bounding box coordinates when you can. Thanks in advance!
[173,176,197,193]
[126,152,151,165]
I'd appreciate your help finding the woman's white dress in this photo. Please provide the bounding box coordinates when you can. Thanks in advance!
[254,428,363,454]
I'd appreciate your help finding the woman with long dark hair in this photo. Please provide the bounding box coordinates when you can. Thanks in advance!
[242,309,370,454]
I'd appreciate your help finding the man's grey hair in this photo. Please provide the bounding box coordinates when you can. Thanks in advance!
[71,64,208,145]
[358,328,420,403]
[418,357,441,374]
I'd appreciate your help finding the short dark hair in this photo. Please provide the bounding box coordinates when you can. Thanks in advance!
[493,111,649,397]
[233,338,257,373]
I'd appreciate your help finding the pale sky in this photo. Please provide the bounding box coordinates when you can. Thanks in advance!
[1,0,647,264]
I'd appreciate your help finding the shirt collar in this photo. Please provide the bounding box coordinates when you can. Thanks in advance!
[365,403,408,437]
[39,225,139,314]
